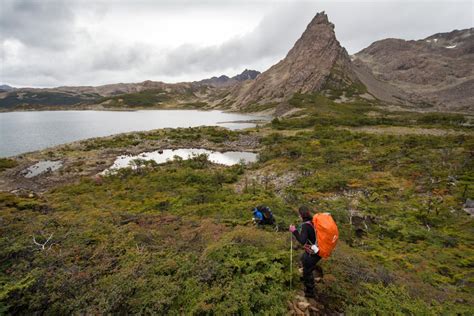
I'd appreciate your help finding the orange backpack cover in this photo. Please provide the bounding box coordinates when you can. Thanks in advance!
[312,213,339,258]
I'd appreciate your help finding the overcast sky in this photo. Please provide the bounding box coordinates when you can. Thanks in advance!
[1,0,472,88]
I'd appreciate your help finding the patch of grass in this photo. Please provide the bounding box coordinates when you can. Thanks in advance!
[417,113,467,125]
[0,158,18,172]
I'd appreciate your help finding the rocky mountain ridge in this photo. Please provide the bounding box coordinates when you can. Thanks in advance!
[354,28,474,111]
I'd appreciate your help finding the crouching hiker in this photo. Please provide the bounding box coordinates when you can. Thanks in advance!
[252,205,275,226]
[252,205,280,231]
[289,205,339,298]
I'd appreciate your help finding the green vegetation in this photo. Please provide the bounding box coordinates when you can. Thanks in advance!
[0,158,18,172]
[321,63,368,99]
[1,93,473,314]
[417,112,467,125]
[275,93,471,130]
[0,157,292,314]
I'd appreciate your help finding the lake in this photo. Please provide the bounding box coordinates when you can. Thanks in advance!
[0,110,265,157]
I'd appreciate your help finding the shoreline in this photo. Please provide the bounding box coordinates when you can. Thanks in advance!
[0,104,273,115]
[0,109,270,159]
[0,125,263,193]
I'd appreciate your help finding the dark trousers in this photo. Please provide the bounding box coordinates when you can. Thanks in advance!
[301,252,321,296]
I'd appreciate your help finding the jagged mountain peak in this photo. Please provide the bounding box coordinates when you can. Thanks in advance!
[233,69,260,81]
[306,11,332,28]
[233,11,361,108]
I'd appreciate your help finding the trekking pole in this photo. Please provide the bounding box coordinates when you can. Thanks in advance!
[290,232,293,291]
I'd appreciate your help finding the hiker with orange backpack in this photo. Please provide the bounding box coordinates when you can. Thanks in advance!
[289,206,339,298]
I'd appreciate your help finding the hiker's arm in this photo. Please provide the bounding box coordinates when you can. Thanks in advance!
[292,224,309,245]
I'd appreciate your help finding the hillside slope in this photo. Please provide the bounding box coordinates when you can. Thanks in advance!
[1,94,473,314]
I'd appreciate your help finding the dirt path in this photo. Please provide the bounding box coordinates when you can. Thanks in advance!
[288,274,334,315]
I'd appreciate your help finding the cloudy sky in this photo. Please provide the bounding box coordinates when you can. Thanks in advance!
[1,0,472,88]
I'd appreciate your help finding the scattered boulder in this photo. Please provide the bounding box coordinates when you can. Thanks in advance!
[463,198,474,216]
[349,209,375,237]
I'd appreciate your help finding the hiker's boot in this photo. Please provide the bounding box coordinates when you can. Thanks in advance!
[304,284,315,298]
[304,290,315,299]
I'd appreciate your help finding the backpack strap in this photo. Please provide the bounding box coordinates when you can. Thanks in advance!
[303,221,318,254]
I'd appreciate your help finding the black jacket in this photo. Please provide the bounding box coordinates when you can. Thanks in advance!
[292,219,316,246]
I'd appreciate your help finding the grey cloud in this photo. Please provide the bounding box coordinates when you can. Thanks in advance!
[0,0,78,50]
[91,44,151,71]
[1,41,154,87]
[1,0,473,87]
[323,1,474,54]
[151,0,473,77]
[157,2,315,76]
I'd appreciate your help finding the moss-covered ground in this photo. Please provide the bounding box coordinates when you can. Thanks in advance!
[1,94,473,314]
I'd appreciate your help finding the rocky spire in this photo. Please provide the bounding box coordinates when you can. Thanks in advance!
[233,11,359,107]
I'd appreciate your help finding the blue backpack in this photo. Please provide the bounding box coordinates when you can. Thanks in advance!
[253,206,275,225]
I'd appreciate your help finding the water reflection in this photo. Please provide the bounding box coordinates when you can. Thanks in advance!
[22,160,63,178]
[106,148,257,172]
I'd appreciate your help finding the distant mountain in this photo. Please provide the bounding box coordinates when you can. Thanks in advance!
[0,81,211,110]
[232,69,260,81]
[354,28,474,111]
[197,69,260,87]
[0,70,260,110]
[0,84,15,92]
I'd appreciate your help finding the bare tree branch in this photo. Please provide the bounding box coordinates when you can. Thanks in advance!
[32,233,54,251]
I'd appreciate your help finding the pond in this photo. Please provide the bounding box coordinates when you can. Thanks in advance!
[0,110,266,157]
[105,148,258,173]
[21,160,63,178]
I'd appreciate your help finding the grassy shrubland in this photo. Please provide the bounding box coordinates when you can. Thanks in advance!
[1,93,473,314]
[0,159,18,172]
